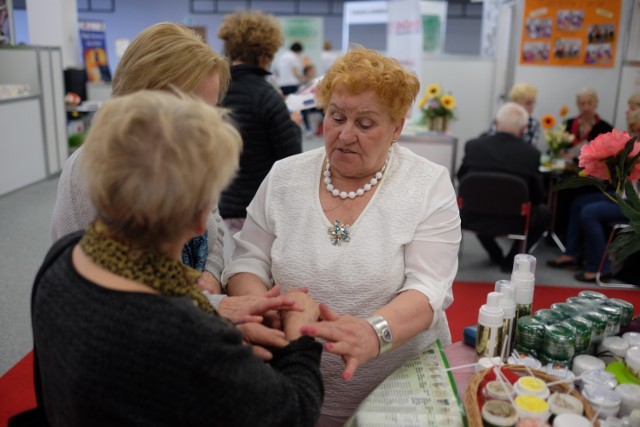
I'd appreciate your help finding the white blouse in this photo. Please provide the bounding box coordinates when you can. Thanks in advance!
[223,145,461,419]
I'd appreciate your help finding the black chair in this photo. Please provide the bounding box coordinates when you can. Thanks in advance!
[457,171,532,256]
[596,222,637,288]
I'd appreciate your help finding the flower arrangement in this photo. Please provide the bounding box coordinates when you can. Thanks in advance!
[541,105,575,158]
[417,83,456,131]
[556,130,640,263]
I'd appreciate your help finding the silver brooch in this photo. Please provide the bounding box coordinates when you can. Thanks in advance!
[328,220,351,246]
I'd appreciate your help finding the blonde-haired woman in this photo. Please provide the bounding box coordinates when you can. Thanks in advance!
[564,87,613,145]
[224,47,461,426]
[508,82,541,147]
[217,10,302,236]
[51,22,229,293]
[32,91,324,426]
[483,82,541,148]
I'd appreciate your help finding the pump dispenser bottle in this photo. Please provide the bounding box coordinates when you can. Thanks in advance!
[476,292,505,360]
[495,280,517,359]
[511,254,537,324]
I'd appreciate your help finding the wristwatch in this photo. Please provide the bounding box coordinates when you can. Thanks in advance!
[366,315,393,356]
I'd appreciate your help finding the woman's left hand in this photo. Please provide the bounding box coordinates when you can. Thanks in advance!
[236,322,289,361]
[301,304,380,381]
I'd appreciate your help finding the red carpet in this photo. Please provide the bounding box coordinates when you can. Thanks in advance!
[1,282,639,425]
[0,351,36,425]
[449,281,640,342]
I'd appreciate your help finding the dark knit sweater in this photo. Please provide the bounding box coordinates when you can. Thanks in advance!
[31,234,323,427]
[219,64,302,219]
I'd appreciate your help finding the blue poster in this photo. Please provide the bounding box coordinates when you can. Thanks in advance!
[79,20,112,82]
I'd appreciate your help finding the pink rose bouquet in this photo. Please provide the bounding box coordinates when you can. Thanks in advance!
[556,130,640,262]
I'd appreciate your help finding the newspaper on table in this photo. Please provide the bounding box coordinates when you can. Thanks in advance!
[345,340,467,427]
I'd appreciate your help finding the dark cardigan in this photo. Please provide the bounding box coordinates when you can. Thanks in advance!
[31,232,323,427]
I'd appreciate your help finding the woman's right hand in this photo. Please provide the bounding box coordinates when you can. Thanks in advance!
[282,291,320,340]
[217,284,303,324]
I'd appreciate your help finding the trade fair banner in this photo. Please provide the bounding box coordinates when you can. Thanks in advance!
[520,0,621,67]
[387,0,422,77]
[79,19,112,82]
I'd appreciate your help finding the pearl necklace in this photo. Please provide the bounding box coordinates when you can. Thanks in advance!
[323,155,390,199]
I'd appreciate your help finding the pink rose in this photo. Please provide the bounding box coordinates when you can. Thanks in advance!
[579,129,640,180]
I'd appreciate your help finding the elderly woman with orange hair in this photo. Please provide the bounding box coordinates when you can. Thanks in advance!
[224,47,461,426]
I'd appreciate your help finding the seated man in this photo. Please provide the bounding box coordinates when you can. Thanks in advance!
[457,102,551,271]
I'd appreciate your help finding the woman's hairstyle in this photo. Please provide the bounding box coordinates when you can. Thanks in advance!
[218,10,283,65]
[496,102,529,134]
[576,87,599,103]
[628,110,640,136]
[112,22,230,103]
[315,46,420,122]
[80,90,241,246]
[508,83,537,103]
[628,92,640,109]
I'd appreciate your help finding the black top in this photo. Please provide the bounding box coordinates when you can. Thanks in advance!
[564,116,613,143]
[31,233,323,427]
[220,64,302,219]
[457,131,545,205]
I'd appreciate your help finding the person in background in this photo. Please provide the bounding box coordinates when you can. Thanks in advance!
[564,87,613,152]
[300,63,322,137]
[217,11,302,237]
[483,83,542,149]
[32,90,324,426]
[547,98,640,282]
[553,87,614,240]
[223,47,460,426]
[275,41,304,95]
[320,40,340,75]
[458,102,550,272]
[50,22,228,294]
[626,92,640,128]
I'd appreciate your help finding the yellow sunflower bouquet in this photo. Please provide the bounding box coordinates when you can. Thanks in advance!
[417,83,456,132]
[541,105,575,158]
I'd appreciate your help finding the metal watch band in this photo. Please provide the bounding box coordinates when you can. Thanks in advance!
[366,315,393,356]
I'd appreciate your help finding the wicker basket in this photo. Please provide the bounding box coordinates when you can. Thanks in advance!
[463,364,600,427]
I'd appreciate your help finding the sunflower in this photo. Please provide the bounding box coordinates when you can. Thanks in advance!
[441,94,456,110]
[417,94,429,109]
[558,105,570,118]
[426,83,441,98]
[541,114,556,129]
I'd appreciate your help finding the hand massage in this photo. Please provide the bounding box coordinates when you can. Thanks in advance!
[9,11,640,427]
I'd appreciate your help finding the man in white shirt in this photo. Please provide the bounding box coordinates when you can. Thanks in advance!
[276,42,304,95]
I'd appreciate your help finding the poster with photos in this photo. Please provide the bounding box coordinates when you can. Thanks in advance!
[0,0,12,45]
[520,0,621,67]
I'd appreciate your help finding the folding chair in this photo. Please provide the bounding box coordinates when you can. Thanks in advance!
[457,171,532,257]
[596,222,637,288]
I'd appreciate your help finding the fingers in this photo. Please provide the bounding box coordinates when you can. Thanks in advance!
[234,315,263,325]
[250,344,273,361]
[319,303,340,321]
[342,357,359,381]
[254,296,303,315]
[264,284,281,298]
[237,322,288,348]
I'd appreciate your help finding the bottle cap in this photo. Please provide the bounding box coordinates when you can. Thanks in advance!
[552,413,591,427]
[479,292,505,327]
[626,346,640,378]
[547,392,584,416]
[510,254,536,304]
[495,280,516,318]
[615,383,640,417]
